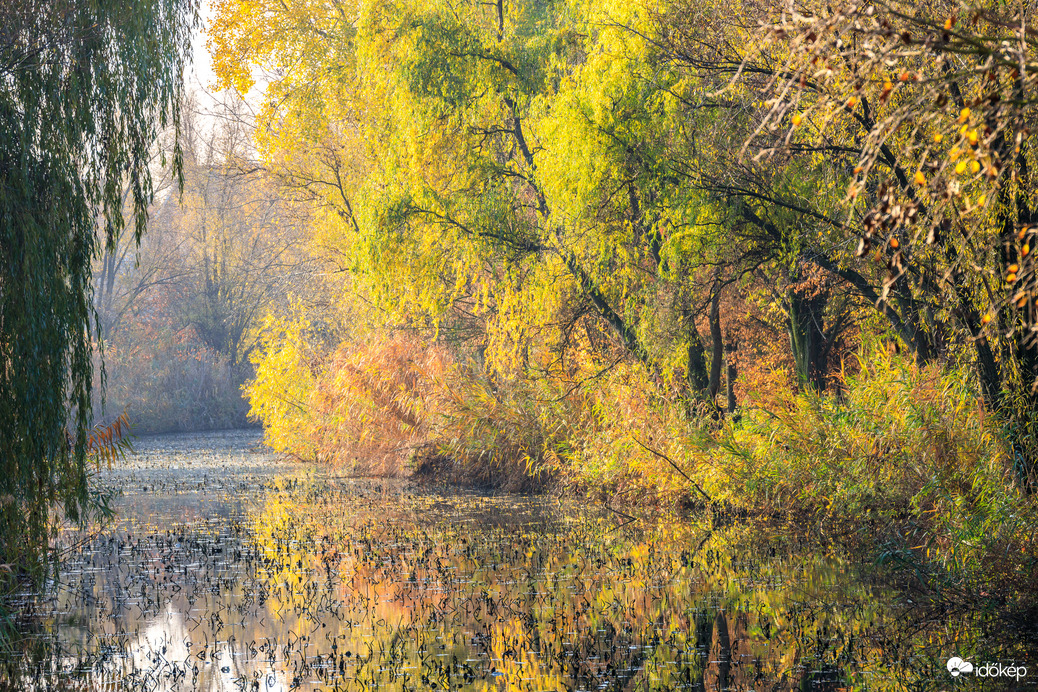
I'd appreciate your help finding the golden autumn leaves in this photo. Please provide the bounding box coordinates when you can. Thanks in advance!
[782,24,1036,324]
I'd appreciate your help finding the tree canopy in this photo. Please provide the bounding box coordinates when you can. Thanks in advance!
[212,0,1038,497]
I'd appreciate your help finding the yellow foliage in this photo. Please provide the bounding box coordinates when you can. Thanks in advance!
[246,311,319,460]
[308,335,448,474]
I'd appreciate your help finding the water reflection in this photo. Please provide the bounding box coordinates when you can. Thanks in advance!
[3,430,1035,690]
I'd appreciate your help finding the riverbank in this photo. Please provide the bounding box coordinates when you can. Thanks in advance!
[248,340,1038,615]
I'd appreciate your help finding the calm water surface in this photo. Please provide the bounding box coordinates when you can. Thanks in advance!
[6,430,1036,690]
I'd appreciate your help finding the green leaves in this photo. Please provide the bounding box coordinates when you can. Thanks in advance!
[0,0,197,580]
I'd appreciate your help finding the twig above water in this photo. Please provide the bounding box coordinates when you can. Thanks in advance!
[630,435,712,503]
[604,502,639,531]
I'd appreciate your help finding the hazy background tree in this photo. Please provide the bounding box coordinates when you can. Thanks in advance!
[93,99,315,433]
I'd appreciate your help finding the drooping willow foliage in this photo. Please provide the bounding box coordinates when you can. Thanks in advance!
[0,0,196,579]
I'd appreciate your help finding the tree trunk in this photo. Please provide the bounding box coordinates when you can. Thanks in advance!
[686,321,709,395]
[787,285,827,392]
[707,288,723,402]
[726,357,737,415]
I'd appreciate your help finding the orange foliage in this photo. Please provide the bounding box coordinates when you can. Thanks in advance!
[307,336,449,475]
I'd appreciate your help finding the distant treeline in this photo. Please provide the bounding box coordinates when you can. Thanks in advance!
[93,102,313,434]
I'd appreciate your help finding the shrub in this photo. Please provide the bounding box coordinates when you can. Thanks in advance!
[699,344,1011,517]
[683,343,1038,595]
[308,336,445,475]
[247,327,562,489]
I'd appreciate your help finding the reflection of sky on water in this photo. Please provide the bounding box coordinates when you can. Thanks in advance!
[11,429,1037,690]
[35,430,297,690]
[101,603,287,692]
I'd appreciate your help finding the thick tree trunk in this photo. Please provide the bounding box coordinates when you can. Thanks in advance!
[788,285,828,391]
[686,321,709,394]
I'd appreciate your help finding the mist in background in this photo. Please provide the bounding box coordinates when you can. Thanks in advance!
[91,91,312,434]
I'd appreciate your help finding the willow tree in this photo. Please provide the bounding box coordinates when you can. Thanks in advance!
[211,0,721,382]
[0,0,196,578]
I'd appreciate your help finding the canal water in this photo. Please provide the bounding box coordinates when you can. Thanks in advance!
[5,430,1035,690]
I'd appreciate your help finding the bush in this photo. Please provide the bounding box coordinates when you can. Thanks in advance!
[684,344,1038,596]
[699,344,1011,516]
[308,336,445,475]
[247,327,560,490]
